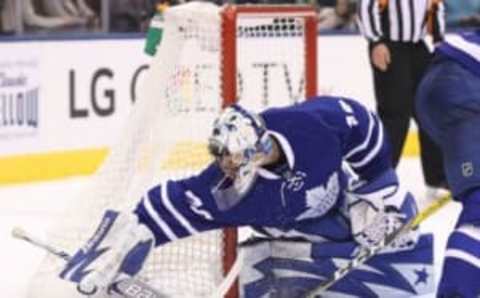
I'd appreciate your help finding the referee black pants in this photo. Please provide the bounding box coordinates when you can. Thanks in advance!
[369,41,446,187]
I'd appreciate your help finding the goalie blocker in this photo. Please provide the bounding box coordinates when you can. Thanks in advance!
[59,211,155,295]
[60,97,436,297]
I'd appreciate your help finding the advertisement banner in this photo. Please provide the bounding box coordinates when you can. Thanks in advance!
[0,52,40,140]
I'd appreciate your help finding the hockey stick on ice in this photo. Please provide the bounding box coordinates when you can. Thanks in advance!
[305,194,452,298]
[11,226,167,298]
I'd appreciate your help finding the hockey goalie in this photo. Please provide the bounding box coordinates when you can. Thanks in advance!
[59,97,436,297]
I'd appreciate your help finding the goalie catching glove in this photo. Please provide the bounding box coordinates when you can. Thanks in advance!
[346,169,419,251]
[60,210,154,295]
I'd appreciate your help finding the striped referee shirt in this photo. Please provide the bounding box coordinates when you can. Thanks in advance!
[357,0,445,44]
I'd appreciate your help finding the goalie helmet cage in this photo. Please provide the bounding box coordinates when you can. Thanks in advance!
[27,2,317,298]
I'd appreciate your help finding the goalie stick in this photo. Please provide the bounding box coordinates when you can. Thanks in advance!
[12,226,167,298]
[305,194,452,298]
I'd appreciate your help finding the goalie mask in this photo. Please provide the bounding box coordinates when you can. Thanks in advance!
[208,105,272,179]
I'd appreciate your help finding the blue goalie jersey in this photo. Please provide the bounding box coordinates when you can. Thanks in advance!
[135,96,391,246]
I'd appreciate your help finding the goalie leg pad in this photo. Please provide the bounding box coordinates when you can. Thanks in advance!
[240,235,434,298]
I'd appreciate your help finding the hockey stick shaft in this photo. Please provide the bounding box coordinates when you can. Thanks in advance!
[12,227,167,298]
[306,194,452,298]
[12,226,71,261]
[410,194,452,228]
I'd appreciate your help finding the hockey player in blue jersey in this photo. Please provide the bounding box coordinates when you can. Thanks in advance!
[416,30,480,298]
[59,96,435,297]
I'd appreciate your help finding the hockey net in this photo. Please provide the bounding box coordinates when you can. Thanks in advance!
[27,3,317,297]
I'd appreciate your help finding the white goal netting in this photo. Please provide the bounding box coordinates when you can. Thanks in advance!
[27,3,316,297]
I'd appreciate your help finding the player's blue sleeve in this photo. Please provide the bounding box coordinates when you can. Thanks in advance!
[343,99,391,181]
[318,96,392,181]
[133,166,228,246]
[133,162,282,246]
[134,182,222,246]
[271,96,392,181]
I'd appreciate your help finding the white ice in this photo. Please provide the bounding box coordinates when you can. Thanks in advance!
[0,157,461,298]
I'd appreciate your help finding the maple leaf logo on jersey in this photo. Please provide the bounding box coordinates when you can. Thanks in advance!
[296,172,339,221]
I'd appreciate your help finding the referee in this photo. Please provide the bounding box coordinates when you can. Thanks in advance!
[357,0,447,196]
